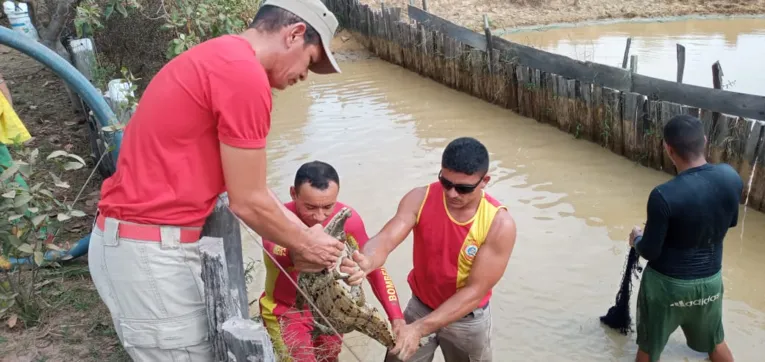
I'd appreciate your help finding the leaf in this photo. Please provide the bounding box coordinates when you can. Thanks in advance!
[30,183,42,192]
[38,189,53,198]
[27,207,38,213]
[46,150,69,160]
[69,210,87,217]
[45,243,63,251]
[7,314,17,328]
[116,2,128,17]
[28,148,39,165]
[16,243,33,254]
[31,215,46,227]
[0,163,20,182]
[1,191,15,199]
[12,194,32,208]
[7,214,22,222]
[49,172,70,189]
[8,235,21,247]
[33,251,43,266]
[63,162,85,171]
[66,153,87,166]
[17,164,31,178]
[104,3,115,19]
[173,42,184,55]
[57,213,71,222]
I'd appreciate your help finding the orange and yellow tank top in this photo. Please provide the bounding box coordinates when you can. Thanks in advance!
[407,181,507,310]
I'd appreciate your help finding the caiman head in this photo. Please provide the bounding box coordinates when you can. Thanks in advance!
[297,207,354,289]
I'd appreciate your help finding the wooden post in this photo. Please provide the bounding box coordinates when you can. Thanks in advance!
[629,55,638,74]
[712,61,723,90]
[483,15,493,75]
[621,37,632,69]
[711,61,724,123]
[201,192,249,318]
[200,236,275,362]
[222,318,277,362]
[422,0,428,11]
[676,44,685,83]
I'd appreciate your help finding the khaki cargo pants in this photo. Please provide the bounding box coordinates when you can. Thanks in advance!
[88,216,213,361]
[384,296,493,362]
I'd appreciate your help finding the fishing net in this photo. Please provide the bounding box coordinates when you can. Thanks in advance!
[600,247,643,335]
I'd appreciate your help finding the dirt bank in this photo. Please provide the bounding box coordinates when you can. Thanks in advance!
[0,43,125,361]
[361,0,765,31]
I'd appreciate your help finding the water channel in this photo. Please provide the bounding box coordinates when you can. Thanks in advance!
[240,31,765,361]
[502,17,765,96]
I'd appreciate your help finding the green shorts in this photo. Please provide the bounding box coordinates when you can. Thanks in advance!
[636,266,724,361]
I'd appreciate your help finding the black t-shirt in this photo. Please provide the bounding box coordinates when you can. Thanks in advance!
[634,163,743,279]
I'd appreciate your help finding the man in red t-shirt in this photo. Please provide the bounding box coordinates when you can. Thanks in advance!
[259,161,405,362]
[87,1,359,360]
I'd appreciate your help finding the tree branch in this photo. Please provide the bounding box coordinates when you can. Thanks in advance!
[34,0,82,50]
[17,0,41,32]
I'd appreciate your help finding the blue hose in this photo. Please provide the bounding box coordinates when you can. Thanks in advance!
[0,27,122,268]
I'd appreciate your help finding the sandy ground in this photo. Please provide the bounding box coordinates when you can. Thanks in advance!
[360,0,765,31]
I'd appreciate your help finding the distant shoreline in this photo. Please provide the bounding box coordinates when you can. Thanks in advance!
[494,13,765,35]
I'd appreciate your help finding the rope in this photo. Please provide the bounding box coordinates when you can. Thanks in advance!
[219,195,366,362]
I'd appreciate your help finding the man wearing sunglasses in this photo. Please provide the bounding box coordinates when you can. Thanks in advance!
[344,137,518,361]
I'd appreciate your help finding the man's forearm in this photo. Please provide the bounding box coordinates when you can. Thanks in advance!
[633,235,659,261]
[361,236,390,271]
[267,188,304,225]
[366,267,404,321]
[412,287,485,336]
[230,189,309,252]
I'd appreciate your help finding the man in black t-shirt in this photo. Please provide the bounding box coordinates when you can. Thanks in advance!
[629,114,742,362]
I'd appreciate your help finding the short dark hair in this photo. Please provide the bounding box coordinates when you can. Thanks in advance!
[249,5,321,45]
[441,137,490,175]
[294,161,340,192]
[663,115,706,161]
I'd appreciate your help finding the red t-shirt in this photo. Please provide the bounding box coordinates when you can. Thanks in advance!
[97,35,272,227]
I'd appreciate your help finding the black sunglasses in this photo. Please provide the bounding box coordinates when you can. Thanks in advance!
[438,171,484,194]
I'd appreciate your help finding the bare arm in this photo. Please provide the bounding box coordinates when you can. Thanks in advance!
[221,144,313,253]
[267,188,304,226]
[412,209,517,336]
[0,73,11,105]
[360,187,427,272]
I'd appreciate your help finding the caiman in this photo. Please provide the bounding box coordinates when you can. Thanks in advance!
[294,207,396,347]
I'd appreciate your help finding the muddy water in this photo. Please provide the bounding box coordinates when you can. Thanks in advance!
[502,18,765,96]
[240,55,765,361]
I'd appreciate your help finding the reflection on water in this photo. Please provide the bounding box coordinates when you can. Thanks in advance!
[502,18,765,96]
[243,58,765,361]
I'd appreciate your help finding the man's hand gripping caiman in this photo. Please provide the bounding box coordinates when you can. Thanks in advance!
[294,207,396,347]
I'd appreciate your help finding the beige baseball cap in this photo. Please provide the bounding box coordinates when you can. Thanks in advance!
[262,0,341,74]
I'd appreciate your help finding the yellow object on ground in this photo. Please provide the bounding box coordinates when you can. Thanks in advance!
[0,92,32,145]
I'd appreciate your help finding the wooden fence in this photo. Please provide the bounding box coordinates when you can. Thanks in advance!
[324,0,765,214]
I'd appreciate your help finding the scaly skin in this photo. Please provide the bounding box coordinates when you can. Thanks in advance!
[294,207,396,348]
